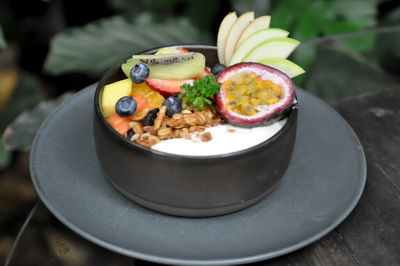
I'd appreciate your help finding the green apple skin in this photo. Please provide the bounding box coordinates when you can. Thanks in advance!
[235,15,271,48]
[257,58,305,78]
[243,37,300,62]
[229,28,289,66]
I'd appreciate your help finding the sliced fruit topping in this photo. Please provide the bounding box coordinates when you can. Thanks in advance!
[217,11,237,65]
[121,52,205,80]
[162,96,182,117]
[106,113,131,135]
[142,108,159,126]
[155,47,189,55]
[145,78,194,97]
[179,75,221,110]
[211,63,226,77]
[195,67,212,79]
[131,107,149,121]
[257,58,305,78]
[115,96,137,117]
[224,11,254,65]
[131,82,164,109]
[132,94,149,113]
[101,78,132,118]
[127,129,135,139]
[215,62,295,127]
[130,63,150,84]
[228,28,289,65]
[235,15,271,49]
[243,37,300,62]
[216,11,305,78]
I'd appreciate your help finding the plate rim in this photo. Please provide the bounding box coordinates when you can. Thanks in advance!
[29,84,367,265]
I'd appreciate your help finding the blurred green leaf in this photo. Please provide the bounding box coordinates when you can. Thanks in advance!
[381,6,400,27]
[185,0,221,30]
[0,71,43,159]
[44,13,213,75]
[328,0,377,23]
[269,1,294,29]
[317,0,377,54]
[269,0,378,80]
[0,68,17,113]
[2,93,73,152]
[106,0,142,14]
[339,34,375,54]
[320,19,376,54]
[292,43,317,85]
[0,143,12,170]
[0,72,43,134]
[292,13,319,41]
[140,0,181,12]
[0,24,6,49]
[304,44,398,102]
[230,0,271,17]
[375,7,400,74]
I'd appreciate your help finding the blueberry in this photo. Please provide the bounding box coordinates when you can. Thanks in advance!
[115,96,137,117]
[130,63,150,83]
[142,108,159,126]
[162,96,182,117]
[211,63,226,76]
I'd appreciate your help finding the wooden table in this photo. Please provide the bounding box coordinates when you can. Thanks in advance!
[6,88,400,265]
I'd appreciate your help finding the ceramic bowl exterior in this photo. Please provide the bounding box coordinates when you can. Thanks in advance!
[93,45,298,217]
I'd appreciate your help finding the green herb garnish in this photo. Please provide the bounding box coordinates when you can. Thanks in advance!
[179,75,221,110]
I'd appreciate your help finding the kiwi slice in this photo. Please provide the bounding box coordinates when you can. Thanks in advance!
[122,52,205,80]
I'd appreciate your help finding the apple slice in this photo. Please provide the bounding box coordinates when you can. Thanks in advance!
[217,12,237,65]
[243,37,300,62]
[258,58,305,78]
[228,28,289,66]
[224,11,254,65]
[235,15,271,49]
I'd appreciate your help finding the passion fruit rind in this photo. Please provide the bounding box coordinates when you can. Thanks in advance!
[215,62,295,128]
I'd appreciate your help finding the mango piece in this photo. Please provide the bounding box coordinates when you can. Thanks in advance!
[131,82,164,109]
[101,78,132,118]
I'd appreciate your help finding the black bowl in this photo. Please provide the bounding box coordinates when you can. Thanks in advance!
[93,45,298,217]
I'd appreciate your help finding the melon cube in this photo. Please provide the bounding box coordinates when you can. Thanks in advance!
[101,78,132,118]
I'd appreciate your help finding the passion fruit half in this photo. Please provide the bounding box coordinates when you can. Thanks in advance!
[215,62,295,127]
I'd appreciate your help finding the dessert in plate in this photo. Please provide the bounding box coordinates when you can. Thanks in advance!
[93,11,303,217]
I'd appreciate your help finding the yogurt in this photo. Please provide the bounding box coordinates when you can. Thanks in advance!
[152,119,287,156]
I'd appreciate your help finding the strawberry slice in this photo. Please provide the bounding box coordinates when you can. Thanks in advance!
[145,78,194,97]
[155,47,189,55]
[176,48,189,53]
[195,67,212,79]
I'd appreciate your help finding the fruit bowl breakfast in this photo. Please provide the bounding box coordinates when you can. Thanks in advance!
[93,11,303,217]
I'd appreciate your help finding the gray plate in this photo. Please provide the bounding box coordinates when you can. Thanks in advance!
[30,84,366,265]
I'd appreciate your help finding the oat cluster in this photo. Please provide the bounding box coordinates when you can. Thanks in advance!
[125,105,224,148]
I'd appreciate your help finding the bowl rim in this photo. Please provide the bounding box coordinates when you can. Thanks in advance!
[94,45,297,160]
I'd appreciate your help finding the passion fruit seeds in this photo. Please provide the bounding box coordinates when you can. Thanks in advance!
[224,72,282,116]
[216,62,295,127]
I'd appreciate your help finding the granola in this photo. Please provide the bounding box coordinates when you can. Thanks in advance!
[129,106,223,148]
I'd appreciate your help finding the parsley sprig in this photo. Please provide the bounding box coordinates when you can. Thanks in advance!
[179,75,221,110]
